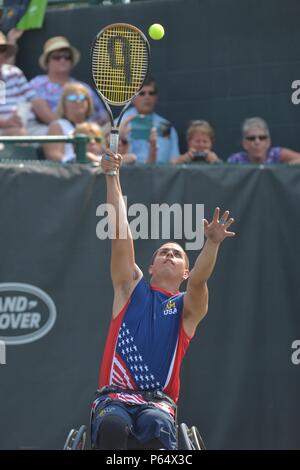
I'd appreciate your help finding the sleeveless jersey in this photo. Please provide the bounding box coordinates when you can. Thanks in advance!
[98,277,193,415]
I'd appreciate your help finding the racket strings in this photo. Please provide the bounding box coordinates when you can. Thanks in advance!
[92,25,149,105]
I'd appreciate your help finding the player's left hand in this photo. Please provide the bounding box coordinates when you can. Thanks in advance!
[204,207,235,243]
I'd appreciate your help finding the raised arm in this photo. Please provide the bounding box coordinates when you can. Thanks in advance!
[6,28,24,65]
[183,207,235,337]
[101,152,143,318]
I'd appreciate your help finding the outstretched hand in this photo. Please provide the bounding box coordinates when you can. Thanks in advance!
[204,207,235,244]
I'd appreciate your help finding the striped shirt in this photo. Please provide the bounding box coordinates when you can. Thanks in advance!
[0,64,37,121]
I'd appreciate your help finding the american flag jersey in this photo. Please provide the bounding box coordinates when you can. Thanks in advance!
[97,277,193,417]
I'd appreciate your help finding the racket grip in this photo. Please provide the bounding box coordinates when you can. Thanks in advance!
[110,129,119,154]
[106,129,119,176]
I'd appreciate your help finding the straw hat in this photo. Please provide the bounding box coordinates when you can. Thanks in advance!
[0,32,17,58]
[39,36,80,70]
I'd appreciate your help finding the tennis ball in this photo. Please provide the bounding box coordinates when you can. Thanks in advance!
[148,23,165,40]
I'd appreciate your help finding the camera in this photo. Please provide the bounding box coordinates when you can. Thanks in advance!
[192,151,208,162]
[158,122,171,138]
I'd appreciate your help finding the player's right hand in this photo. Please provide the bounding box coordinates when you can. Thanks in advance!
[101,149,122,173]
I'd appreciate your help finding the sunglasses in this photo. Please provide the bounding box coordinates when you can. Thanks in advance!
[88,136,103,143]
[66,94,87,102]
[245,135,269,142]
[50,52,72,61]
[139,90,157,97]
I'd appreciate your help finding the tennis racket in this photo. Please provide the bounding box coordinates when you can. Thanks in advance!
[91,23,150,175]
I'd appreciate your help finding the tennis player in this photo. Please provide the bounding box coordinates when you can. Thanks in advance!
[91,150,235,450]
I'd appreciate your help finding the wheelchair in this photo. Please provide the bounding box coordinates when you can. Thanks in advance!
[63,421,206,450]
[64,386,206,450]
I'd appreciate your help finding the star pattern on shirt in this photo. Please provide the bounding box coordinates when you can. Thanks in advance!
[116,322,161,390]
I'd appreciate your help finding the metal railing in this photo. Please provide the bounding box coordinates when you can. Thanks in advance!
[0,135,89,163]
[48,0,132,6]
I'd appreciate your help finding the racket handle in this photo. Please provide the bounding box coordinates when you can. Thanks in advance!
[110,129,119,154]
[106,129,119,176]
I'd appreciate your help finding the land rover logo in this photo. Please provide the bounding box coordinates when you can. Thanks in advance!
[0,283,57,345]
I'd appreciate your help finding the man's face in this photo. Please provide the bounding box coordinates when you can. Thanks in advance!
[149,243,189,281]
[133,83,158,115]
[242,127,271,162]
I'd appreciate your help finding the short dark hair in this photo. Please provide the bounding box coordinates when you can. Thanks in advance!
[151,243,189,269]
[143,76,158,94]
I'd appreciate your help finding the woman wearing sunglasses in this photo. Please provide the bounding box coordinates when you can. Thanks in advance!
[227,117,300,164]
[43,83,94,162]
[29,36,108,129]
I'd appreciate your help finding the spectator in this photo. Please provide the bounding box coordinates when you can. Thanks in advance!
[171,120,221,164]
[74,120,137,165]
[43,83,94,162]
[228,117,300,164]
[30,36,108,128]
[6,28,24,66]
[73,122,105,164]
[117,134,137,165]
[0,30,46,136]
[118,77,180,163]
[116,115,138,164]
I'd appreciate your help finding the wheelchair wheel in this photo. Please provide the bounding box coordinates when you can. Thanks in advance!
[178,423,206,450]
[63,425,87,450]
[178,423,193,450]
[190,426,206,450]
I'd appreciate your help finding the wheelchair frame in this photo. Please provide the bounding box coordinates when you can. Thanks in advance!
[63,422,206,450]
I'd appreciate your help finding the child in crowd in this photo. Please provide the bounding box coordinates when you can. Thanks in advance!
[171,120,221,164]
[73,122,105,164]
[74,121,137,165]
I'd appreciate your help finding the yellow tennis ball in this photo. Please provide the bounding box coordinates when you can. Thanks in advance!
[148,23,165,40]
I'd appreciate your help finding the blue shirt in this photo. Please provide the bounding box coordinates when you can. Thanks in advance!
[119,107,180,163]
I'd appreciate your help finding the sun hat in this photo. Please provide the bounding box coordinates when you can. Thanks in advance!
[39,36,80,70]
